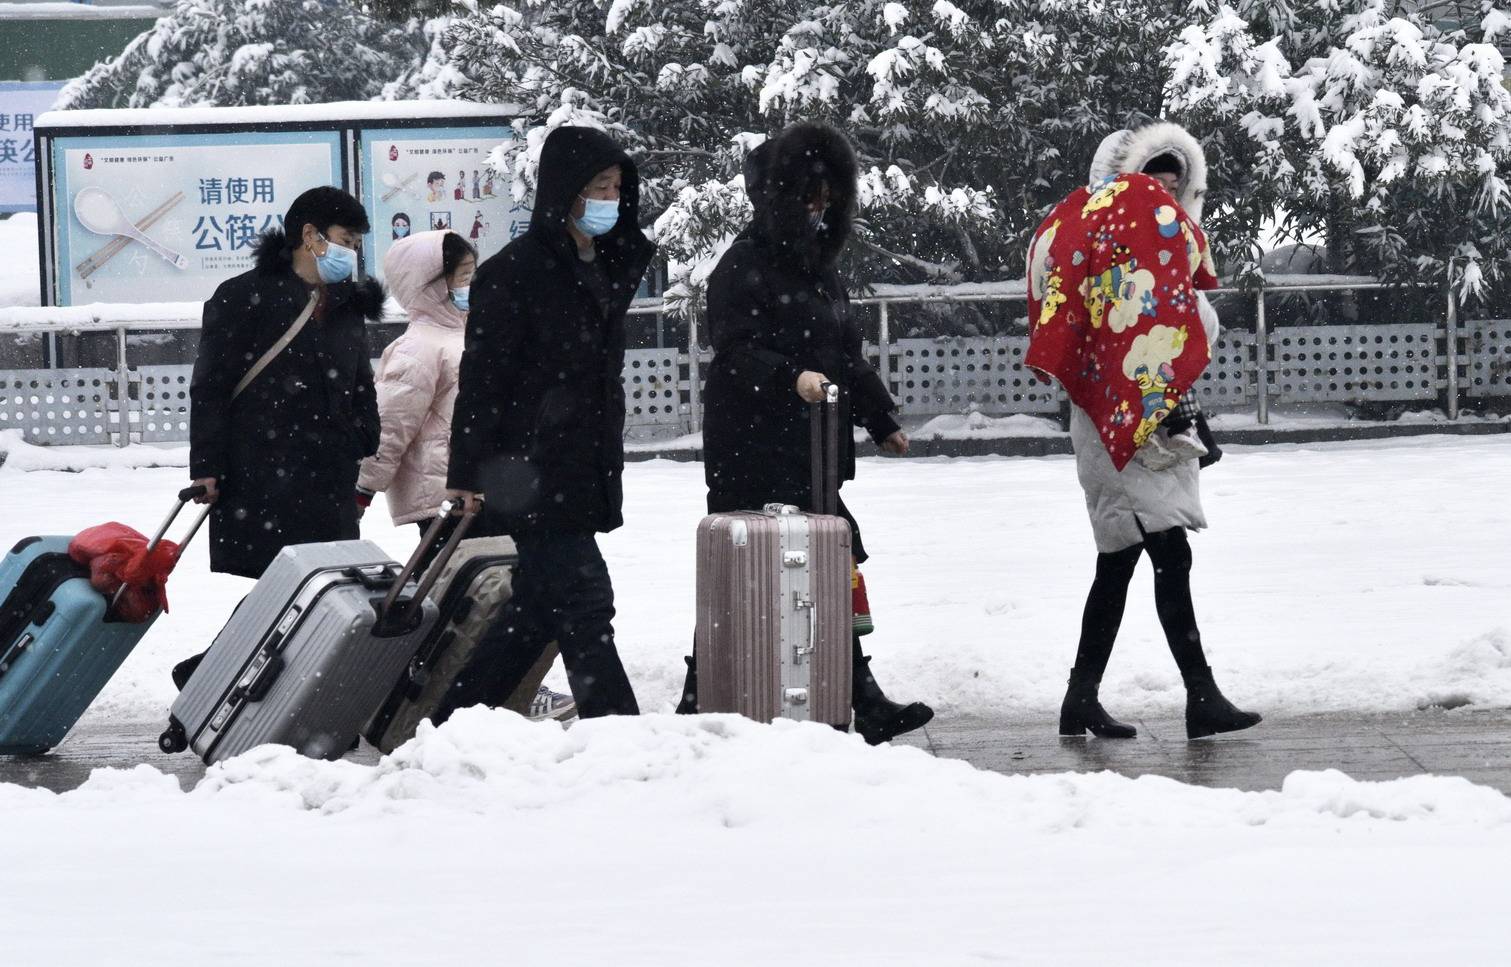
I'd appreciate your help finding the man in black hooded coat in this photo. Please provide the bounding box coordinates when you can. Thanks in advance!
[676,122,934,744]
[188,187,383,580]
[446,126,655,719]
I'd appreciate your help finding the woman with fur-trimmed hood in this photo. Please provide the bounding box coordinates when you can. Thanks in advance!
[675,121,934,745]
[188,187,383,581]
[1051,121,1261,742]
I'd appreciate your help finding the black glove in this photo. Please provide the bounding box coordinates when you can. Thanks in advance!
[1195,411,1223,468]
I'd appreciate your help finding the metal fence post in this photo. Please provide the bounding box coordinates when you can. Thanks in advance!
[687,306,703,435]
[1255,287,1270,426]
[114,325,131,448]
[877,301,891,389]
[1445,282,1460,421]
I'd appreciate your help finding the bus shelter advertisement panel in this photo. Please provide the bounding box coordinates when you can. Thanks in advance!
[53,131,343,305]
[361,126,530,282]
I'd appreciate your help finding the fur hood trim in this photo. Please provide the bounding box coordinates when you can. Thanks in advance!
[1088,122,1208,222]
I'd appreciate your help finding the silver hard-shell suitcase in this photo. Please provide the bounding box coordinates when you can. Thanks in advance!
[694,383,853,725]
[160,508,473,764]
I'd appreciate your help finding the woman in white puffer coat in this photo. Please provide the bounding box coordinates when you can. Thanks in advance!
[356,229,475,562]
[1058,122,1262,743]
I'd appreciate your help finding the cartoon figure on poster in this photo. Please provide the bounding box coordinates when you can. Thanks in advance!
[430,211,451,231]
[392,212,411,239]
[426,171,446,203]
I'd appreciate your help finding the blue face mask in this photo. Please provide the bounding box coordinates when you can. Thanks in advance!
[393,224,410,238]
[315,233,358,284]
[573,196,620,237]
[450,286,470,311]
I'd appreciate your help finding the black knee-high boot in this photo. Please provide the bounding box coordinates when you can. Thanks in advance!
[1060,547,1141,738]
[852,636,933,745]
[1142,528,1260,739]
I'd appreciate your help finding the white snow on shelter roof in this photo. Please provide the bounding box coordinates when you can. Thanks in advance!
[0,3,164,20]
[36,100,526,131]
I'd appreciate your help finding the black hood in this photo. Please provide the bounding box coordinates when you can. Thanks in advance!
[752,122,857,274]
[251,227,386,321]
[742,139,775,212]
[529,125,642,254]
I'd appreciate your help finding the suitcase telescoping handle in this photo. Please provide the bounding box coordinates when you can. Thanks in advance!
[809,381,841,517]
[378,497,479,626]
[107,485,213,614]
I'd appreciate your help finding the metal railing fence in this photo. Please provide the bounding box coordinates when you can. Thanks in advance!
[1,278,1506,448]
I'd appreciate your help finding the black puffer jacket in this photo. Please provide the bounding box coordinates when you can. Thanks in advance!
[447,127,656,534]
[702,123,900,531]
[189,230,383,577]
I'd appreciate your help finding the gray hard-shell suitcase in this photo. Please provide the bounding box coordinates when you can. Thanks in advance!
[160,509,473,764]
[364,535,562,754]
[694,383,853,725]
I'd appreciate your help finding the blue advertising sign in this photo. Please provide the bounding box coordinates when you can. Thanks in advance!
[358,124,530,283]
[52,130,342,304]
[0,80,65,213]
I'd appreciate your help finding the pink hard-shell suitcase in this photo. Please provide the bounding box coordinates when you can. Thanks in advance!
[694,383,853,726]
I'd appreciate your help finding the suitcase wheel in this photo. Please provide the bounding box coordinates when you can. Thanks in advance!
[158,721,188,755]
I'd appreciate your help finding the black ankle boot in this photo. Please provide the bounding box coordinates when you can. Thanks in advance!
[674,655,698,715]
[852,654,933,746]
[1058,675,1136,738]
[1183,664,1261,739]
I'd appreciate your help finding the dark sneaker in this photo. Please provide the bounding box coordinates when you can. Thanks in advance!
[528,685,577,722]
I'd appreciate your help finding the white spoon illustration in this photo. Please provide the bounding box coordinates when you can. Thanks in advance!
[74,187,190,270]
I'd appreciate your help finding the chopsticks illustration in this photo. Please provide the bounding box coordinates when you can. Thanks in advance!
[382,172,418,203]
[76,192,185,280]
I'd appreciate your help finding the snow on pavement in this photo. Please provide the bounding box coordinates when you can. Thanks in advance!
[3,711,1511,965]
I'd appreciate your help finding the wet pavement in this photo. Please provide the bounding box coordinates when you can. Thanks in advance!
[893,706,1511,793]
[2,707,1508,794]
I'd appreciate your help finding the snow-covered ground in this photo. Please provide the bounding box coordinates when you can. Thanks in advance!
[2,438,1510,963]
[5,712,1511,965]
[4,435,1506,721]
[0,214,40,308]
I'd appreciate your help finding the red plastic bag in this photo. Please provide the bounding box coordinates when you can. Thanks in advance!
[68,523,181,624]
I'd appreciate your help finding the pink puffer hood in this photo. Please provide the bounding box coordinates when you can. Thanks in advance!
[383,230,467,330]
[358,229,471,525]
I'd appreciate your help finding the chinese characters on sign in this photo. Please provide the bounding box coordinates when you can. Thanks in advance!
[0,81,65,213]
[193,177,281,252]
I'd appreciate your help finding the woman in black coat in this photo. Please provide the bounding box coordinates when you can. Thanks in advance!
[188,187,382,580]
[677,121,934,745]
[445,125,656,719]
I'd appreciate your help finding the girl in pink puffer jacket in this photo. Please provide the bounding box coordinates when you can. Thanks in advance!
[356,230,475,551]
